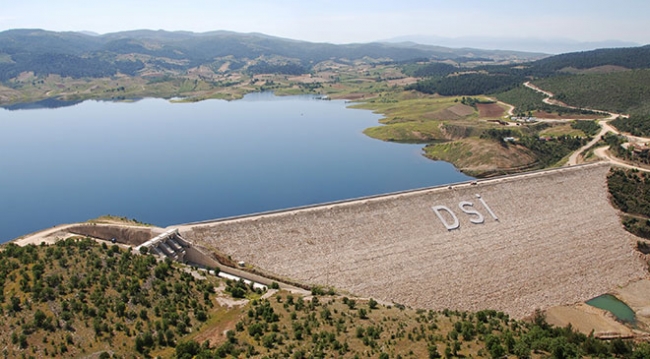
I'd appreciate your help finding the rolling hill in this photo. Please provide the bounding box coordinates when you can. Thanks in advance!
[0,29,546,83]
[406,45,650,115]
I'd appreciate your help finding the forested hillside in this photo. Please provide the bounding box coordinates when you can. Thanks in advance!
[0,29,543,83]
[0,238,221,357]
[608,169,650,241]
[612,115,650,136]
[532,45,650,71]
[534,69,650,115]
[2,237,649,358]
[405,45,650,116]
[405,73,521,96]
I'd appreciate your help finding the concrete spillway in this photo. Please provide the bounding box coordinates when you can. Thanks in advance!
[136,229,189,261]
[180,163,648,318]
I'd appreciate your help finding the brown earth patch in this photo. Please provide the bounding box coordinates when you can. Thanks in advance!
[330,93,366,100]
[545,303,634,337]
[315,71,337,80]
[477,103,505,118]
[433,138,538,174]
[387,77,418,86]
[217,62,230,72]
[447,103,474,117]
[193,306,245,346]
[533,111,604,119]
[16,71,36,81]
[287,75,329,83]
[613,279,650,332]
[422,109,461,121]
[560,65,629,75]
[0,85,22,103]
[422,104,476,121]
[67,224,156,246]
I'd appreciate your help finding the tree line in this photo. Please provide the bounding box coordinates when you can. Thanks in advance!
[0,53,144,81]
[405,73,522,96]
[612,115,650,136]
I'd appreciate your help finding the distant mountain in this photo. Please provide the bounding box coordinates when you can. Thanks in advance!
[531,45,650,71]
[0,29,547,82]
[78,31,100,37]
[382,35,641,54]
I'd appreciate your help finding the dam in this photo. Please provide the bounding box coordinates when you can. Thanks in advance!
[179,163,647,318]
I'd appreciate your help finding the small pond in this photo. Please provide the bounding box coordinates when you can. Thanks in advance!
[586,294,636,324]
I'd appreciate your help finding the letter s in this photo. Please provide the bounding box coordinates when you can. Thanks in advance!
[459,201,484,224]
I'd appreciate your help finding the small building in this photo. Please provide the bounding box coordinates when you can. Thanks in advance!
[630,143,649,156]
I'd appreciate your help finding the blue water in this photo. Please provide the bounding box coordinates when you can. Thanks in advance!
[0,93,471,242]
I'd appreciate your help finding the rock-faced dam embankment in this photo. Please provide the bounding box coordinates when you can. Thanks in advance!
[182,163,648,318]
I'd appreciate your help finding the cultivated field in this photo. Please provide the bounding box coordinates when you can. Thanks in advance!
[477,103,506,118]
[183,163,647,318]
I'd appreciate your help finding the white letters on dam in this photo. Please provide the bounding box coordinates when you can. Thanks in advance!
[432,194,498,230]
[181,163,647,318]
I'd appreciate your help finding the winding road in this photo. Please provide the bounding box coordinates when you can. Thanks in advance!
[521,81,648,170]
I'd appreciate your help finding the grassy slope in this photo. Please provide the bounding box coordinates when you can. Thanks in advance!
[352,92,485,142]
[423,139,537,177]
[539,123,585,138]
[352,91,559,176]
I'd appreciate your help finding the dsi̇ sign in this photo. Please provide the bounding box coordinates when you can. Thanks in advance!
[432,194,498,230]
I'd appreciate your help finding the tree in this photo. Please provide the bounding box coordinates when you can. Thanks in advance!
[34,309,47,328]
[195,310,207,322]
[428,344,441,359]
[10,296,21,312]
[175,340,201,359]
[262,333,277,349]
[486,335,505,359]
[358,308,368,319]
[611,338,632,356]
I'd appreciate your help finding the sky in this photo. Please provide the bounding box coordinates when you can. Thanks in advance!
[1,0,649,46]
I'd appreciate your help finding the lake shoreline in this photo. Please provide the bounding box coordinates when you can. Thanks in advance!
[0,94,471,242]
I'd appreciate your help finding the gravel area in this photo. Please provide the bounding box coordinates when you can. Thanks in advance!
[184,163,647,318]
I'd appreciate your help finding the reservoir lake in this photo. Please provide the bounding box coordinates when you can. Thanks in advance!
[0,93,471,243]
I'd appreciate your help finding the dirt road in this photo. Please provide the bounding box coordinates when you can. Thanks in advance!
[10,222,161,247]
[11,224,79,246]
[520,81,644,167]
[594,146,650,172]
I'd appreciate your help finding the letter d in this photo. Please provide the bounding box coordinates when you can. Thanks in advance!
[432,205,460,230]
